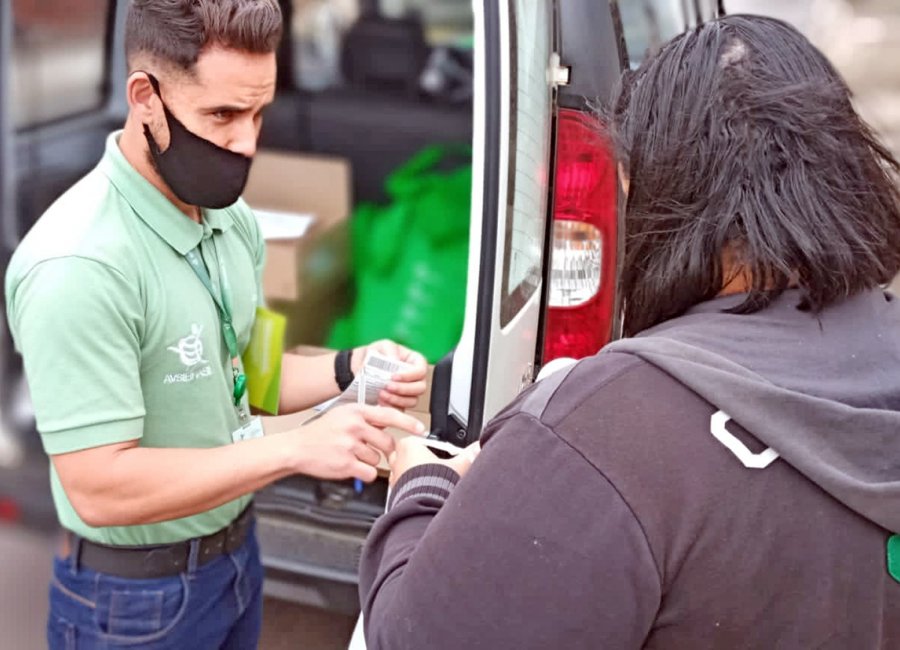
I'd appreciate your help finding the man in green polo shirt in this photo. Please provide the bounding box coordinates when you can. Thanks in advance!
[4,1,427,648]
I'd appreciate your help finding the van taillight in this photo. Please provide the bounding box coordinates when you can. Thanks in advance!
[543,108,618,363]
[0,497,20,522]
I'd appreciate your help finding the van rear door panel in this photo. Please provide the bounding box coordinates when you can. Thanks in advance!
[449,0,558,439]
[449,0,625,439]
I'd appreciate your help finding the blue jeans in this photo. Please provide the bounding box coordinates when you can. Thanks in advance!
[47,523,263,649]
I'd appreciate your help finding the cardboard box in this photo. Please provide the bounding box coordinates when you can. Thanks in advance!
[243,150,353,347]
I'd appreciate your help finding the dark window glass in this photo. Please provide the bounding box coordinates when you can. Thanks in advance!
[11,0,109,128]
[289,0,473,91]
[618,0,684,68]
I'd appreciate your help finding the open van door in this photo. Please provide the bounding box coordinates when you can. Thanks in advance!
[444,0,559,441]
[434,0,627,444]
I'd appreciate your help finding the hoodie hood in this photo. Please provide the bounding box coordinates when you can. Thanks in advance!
[606,288,900,532]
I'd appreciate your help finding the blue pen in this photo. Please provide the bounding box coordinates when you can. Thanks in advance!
[354,369,368,496]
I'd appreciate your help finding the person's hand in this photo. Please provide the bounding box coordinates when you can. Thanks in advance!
[387,437,481,487]
[352,340,428,410]
[289,404,426,483]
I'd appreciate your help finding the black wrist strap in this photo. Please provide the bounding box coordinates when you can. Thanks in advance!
[335,348,355,392]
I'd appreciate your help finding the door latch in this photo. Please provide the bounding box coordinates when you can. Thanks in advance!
[549,52,570,87]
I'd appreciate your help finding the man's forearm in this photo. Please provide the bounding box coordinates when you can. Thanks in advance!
[57,431,295,528]
[278,350,343,413]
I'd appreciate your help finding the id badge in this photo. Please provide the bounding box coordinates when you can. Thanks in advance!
[232,416,265,443]
[243,306,286,414]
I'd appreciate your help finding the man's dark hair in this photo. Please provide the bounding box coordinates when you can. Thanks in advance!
[611,14,900,336]
[125,0,283,73]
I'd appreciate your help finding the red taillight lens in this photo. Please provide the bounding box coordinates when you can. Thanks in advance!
[543,108,618,363]
[0,498,21,523]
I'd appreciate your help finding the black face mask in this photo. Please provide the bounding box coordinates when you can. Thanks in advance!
[142,73,252,209]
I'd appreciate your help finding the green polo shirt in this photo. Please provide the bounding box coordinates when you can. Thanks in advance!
[5,132,264,545]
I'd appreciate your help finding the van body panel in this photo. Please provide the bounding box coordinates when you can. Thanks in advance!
[449,0,555,439]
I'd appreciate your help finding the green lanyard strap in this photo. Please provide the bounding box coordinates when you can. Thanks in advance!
[185,243,247,407]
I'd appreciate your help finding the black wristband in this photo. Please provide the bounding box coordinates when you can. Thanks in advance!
[334,348,355,392]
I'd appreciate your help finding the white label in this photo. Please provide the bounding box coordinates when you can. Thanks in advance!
[305,351,412,425]
[232,416,265,443]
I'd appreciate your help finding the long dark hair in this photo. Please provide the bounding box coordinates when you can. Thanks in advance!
[611,15,900,336]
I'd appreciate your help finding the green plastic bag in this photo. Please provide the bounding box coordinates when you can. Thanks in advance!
[328,145,472,362]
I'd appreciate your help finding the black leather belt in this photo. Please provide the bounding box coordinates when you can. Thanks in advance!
[67,503,254,579]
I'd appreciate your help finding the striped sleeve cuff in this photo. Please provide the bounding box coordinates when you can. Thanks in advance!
[387,464,461,511]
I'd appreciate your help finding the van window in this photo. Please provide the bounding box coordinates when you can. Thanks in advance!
[290,0,357,91]
[11,0,110,129]
[617,0,684,67]
[290,0,473,91]
[381,0,473,44]
[499,0,553,327]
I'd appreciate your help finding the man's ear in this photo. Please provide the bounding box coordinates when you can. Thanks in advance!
[127,72,158,123]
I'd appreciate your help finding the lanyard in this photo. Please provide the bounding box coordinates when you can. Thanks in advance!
[184,239,247,409]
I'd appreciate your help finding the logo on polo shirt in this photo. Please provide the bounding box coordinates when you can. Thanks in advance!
[164,324,213,385]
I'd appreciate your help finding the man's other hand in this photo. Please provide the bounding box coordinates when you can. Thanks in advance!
[353,339,428,410]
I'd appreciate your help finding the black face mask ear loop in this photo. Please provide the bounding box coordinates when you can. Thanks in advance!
[131,70,163,105]
[146,72,162,96]
[138,72,165,155]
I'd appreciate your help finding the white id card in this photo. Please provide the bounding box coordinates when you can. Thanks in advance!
[232,416,265,443]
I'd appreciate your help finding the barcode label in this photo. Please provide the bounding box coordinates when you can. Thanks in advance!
[367,357,402,373]
[310,352,412,419]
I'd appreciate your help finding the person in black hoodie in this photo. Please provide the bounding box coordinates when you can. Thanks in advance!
[358,14,900,649]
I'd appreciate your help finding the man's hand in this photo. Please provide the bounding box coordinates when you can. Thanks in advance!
[387,437,481,487]
[290,404,426,483]
[353,339,428,410]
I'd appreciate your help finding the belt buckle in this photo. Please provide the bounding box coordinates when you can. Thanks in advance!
[202,534,225,563]
[143,545,186,576]
[223,518,243,555]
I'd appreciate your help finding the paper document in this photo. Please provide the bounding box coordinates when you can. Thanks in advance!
[421,437,466,457]
[255,208,314,240]
[306,351,412,422]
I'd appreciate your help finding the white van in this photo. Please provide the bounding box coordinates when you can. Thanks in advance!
[0,0,723,614]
